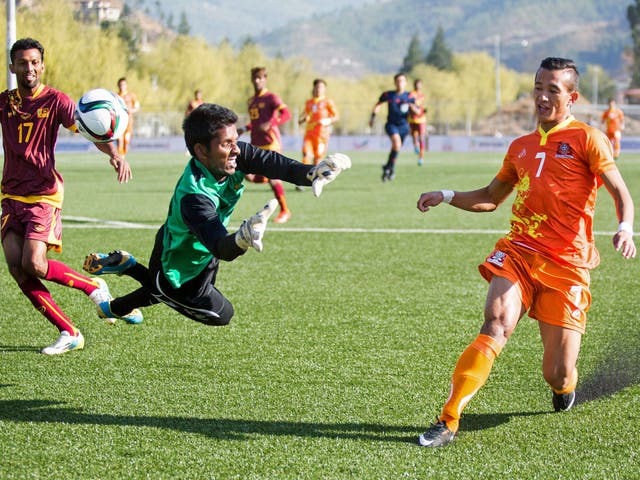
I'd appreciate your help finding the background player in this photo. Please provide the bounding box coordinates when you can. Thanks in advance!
[298,78,339,166]
[0,38,140,355]
[601,97,624,159]
[415,57,636,448]
[237,67,292,223]
[369,72,419,182]
[409,78,428,166]
[116,77,140,158]
[83,103,350,328]
[185,89,204,117]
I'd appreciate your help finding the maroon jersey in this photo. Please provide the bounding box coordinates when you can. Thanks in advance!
[247,90,291,151]
[0,85,76,206]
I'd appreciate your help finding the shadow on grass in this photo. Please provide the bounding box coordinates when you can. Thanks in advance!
[0,399,416,443]
[576,329,640,404]
[461,410,547,433]
[0,345,41,353]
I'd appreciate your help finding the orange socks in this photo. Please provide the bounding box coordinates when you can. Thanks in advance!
[439,334,503,432]
[552,368,578,395]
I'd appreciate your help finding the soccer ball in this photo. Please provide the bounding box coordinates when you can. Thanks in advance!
[74,88,129,143]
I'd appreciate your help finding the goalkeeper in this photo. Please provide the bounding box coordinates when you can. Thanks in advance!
[82,103,350,325]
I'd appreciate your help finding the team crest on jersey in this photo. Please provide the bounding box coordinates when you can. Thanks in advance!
[487,250,507,267]
[37,108,50,118]
[518,148,526,159]
[555,142,575,159]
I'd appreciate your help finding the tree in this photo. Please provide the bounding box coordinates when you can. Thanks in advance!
[628,1,640,87]
[580,65,616,104]
[177,11,191,35]
[401,33,424,73]
[425,26,452,71]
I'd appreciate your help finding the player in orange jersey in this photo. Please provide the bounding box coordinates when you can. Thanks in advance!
[116,77,140,157]
[237,67,292,223]
[185,89,204,117]
[601,97,624,159]
[415,57,636,448]
[409,79,427,166]
[299,79,339,166]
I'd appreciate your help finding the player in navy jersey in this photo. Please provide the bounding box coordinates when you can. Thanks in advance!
[369,73,420,181]
[0,38,140,355]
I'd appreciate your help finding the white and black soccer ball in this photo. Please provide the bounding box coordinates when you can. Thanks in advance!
[74,88,129,143]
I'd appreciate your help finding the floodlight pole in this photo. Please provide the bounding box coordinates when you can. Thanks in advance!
[6,0,17,89]
[495,34,501,111]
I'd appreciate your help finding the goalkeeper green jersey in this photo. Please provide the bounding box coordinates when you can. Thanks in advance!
[160,142,311,288]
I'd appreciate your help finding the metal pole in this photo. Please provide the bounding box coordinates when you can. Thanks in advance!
[495,34,501,111]
[6,0,17,89]
[592,68,599,106]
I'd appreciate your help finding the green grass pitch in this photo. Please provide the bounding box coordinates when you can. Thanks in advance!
[1,149,639,478]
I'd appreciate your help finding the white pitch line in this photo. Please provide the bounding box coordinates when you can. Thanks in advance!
[63,216,631,236]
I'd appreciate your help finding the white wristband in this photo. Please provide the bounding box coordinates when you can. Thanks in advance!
[618,221,633,234]
[441,190,454,204]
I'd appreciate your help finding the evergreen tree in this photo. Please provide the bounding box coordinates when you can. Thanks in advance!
[628,0,640,88]
[401,33,424,73]
[425,26,452,71]
[177,11,191,35]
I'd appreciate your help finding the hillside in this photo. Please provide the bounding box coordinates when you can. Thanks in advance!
[146,0,632,78]
[146,0,372,43]
[256,0,632,77]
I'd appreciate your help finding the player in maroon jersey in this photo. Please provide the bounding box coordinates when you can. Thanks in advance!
[0,38,140,355]
[237,67,292,223]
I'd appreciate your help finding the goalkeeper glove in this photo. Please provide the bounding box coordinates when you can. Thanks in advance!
[306,153,352,197]
[235,199,279,252]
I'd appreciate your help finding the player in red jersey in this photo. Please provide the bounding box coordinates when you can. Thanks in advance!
[415,57,636,448]
[237,67,292,223]
[299,79,339,166]
[0,38,140,355]
[409,79,427,166]
[601,97,624,159]
[116,77,140,158]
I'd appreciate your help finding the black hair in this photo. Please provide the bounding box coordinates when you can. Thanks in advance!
[538,57,579,91]
[10,37,44,63]
[183,103,238,157]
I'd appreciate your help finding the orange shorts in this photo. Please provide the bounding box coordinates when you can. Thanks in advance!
[302,133,329,164]
[478,238,591,334]
[1,198,62,251]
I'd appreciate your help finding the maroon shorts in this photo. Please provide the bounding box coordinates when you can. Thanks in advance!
[410,122,426,136]
[1,198,62,250]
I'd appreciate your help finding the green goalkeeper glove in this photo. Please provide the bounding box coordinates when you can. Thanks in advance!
[235,199,279,252]
[306,153,352,197]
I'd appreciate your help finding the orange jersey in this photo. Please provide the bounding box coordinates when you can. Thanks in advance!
[408,90,426,124]
[601,106,624,134]
[303,96,338,135]
[118,91,139,129]
[497,115,616,269]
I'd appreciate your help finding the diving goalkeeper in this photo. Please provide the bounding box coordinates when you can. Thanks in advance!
[82,103,350,325]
